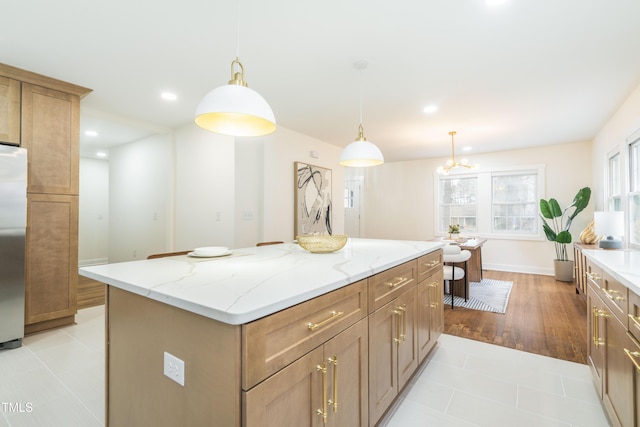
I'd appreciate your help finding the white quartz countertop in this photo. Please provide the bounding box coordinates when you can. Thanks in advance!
[79,238,444,325]
[581,248,640,296]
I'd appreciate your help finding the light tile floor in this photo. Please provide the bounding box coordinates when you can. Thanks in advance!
[0,306,611,427]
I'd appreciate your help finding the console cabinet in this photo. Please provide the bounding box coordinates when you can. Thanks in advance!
[0,63,91,334]
[585,254,639,427]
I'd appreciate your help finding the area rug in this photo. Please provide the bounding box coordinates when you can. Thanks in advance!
[443,279,513,314]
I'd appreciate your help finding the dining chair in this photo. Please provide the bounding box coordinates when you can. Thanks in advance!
[442,244,471,309]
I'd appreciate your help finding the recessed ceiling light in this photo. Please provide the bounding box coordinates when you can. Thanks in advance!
[462,146,472,152]
[161,92,177,101]
[96,151,107,158]
[85,130,98,137]
[423,105,438,114]
[486,0,507,6]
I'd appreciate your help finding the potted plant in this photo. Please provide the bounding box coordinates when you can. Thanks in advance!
[539,187,591,282]
[448,224,460,240]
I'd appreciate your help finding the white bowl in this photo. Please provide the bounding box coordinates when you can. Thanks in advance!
[193,246,229,257]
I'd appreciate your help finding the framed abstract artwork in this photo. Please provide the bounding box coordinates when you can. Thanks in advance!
[294,162,332,236]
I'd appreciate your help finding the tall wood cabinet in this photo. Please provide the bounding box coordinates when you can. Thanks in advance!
[585,253,640,427]
[0,63,91,334]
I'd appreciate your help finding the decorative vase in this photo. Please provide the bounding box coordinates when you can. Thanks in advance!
[554,259,574,282]
[579,219,599,244]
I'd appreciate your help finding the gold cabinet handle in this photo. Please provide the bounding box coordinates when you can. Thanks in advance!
[623,348,640,373]
[327,355,338,413]
[308,311,344,331]
[428,282,438,308]
[628,314,640,329]
[593,308,609,348]
[385,277,406,288]
[316,363,327,423]
[586,272,601,281]
[393,309,403,344]
[424,259,440,268]
[602,289,625,302]
[397,305,407,342]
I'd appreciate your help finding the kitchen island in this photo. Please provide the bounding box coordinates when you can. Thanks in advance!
[80,238,445,426]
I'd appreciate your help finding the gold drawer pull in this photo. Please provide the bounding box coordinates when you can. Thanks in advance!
[424,260,440,268]
[593,308,609,348]
[623,348,640,373]
[602,289,625,302]
[586,272,601,281]
[393,309,403,343]
[629,314,640,329]
[307,311,344,331]
[385,277,406,288]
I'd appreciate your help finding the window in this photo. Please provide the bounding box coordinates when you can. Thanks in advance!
[436,165,544,239]
[630,140,640,247]
[438,176,477,233]
[492,173,538,234]
[608,151,622,211]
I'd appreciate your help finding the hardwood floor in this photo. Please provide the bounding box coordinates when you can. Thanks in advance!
[444,270,588,364]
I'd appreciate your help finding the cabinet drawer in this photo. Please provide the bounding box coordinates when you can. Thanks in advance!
[417,250,443,283]
[629,289,640,341]
[242,279,367,390]
[368,260,417,313]
[585,260,603,290]
[600,271,628,323]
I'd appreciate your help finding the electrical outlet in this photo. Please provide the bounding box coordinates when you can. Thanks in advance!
[163,352,185,386]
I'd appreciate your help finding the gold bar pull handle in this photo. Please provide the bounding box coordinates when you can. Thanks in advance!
[592,307,598,347]
[327,355,338,413]
[308,311,344,331]
[623,348,640,373]
[316,363,327,423]
[393,309,402,343]
[397,305,407,342]
[602,289,625,302]
[628,314,640,329]
[386,277,406,288]
[429,282,438,308]
[594,309,609,348]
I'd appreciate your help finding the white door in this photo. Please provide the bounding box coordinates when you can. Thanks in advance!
[344,179,362,237]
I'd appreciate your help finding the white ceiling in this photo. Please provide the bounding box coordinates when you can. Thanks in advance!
[3,0,640,162]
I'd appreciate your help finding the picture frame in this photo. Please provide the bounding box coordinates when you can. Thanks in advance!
[294,162,332,237]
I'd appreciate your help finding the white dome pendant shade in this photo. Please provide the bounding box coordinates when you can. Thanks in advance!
[339,60,384,167]
[195,58,277,137]
[339,124,384,167]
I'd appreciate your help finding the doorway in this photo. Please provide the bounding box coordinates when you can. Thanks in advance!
[344,178,362,237]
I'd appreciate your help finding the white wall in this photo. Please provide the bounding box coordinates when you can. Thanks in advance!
[78,158,109,266]
[108,133,173,262]
[173,125,236,250]
[591,83,640,210]
[353,141,594,275]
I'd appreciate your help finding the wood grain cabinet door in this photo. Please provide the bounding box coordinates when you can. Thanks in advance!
[21,82,80,195]
[418,269,444,362]
[396,287,418,391]
[0,75,21,145]
[25,193,78,325]
[324,319,368,427]
[244,347,324,427]
[603,315,636,427]
[587,285,607,398]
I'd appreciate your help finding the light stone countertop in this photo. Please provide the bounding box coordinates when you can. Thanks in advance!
[79,238,445,325]
[581,248,640,296]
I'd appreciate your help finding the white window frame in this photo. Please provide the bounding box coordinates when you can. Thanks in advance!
[434,164,545,240]
[606,148,622,212]
[628,135,640,249]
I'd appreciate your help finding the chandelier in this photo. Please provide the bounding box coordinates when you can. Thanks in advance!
[436,131,477,175]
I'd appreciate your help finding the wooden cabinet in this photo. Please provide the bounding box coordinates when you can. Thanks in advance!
[630,289,640,341]
[0,63,91,334]
[244,319,368,427]
[24,194,78,331]
[105,250,444,427]
[21,82,80,195]
[574,243,596,296]
[587,262,639,427]
[368,285,418,426]
[0,75,21,145]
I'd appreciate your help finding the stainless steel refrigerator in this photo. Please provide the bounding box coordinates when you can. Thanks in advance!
[0,144,27,350]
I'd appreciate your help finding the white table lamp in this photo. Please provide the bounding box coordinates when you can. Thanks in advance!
[594,211,624,249]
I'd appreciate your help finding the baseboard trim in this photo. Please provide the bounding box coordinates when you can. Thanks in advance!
[483,263,554,277]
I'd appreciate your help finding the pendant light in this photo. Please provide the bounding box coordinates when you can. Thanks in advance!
[436,131,477,175]
[338,61,384,167]
[194,0,276,137]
